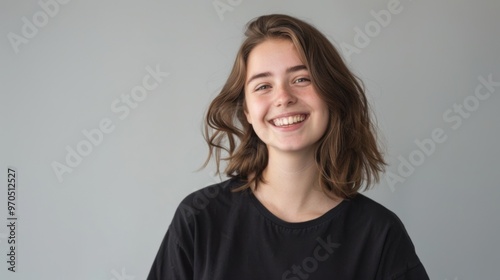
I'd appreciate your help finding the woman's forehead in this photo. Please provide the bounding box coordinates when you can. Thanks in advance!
[246,39,306,78]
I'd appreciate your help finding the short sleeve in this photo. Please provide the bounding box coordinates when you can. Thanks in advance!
[147,181,228,279]
[147,228,194,280]
[147,199,197,280]
[376,216,430,280]
[393,262,429,280]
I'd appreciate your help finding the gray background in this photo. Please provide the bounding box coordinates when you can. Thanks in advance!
[1,0,499,279]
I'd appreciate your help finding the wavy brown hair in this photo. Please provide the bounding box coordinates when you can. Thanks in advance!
[203,14,386,198]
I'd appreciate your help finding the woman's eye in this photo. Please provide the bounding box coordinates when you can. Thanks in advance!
[255,85,270,91]
[294,77,310,84]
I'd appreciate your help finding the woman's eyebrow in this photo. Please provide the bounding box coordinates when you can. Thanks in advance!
[286,64,307,74]
[246,72,271,86]
[246,65,308,86]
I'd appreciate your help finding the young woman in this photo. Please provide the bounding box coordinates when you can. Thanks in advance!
[148,14,429,279]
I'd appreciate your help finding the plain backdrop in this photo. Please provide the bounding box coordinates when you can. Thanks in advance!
[1,0,499,279]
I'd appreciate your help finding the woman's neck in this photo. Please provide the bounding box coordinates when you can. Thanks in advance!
[263,150,318,199]
[251,148,342,222]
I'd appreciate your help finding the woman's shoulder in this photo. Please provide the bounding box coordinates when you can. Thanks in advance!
[179,177,246,208]
[170,177,247,226]
[346,194,426,278]
[345,193,407,228]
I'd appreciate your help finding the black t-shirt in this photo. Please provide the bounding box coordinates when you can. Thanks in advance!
[147,178,429,279]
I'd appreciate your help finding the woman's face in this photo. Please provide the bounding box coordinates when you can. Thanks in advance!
[244,38,329,155]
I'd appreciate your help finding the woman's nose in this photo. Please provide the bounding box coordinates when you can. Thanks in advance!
[274,84,297,107]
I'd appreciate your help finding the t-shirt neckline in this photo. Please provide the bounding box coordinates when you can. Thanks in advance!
[246,188,350,229]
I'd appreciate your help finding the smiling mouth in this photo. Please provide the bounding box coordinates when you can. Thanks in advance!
[270,114,308,127]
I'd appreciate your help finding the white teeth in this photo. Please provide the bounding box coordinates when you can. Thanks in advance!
[272,114,306,127]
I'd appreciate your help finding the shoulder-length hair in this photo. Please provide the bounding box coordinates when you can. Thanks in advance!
[203,14,386,198]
